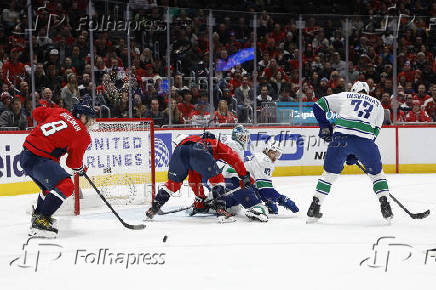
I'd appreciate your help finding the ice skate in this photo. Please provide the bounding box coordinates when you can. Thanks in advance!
[306,196,323,224]
[145,201,163,221]
[379,196,393,222]
[29,213,58,239]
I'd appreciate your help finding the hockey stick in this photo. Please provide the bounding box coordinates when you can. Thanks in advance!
[355,162,430,219]
[157,185,243,215]
[158,205,193,215]
[83,173,146,230]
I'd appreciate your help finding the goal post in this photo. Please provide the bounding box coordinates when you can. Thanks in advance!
[71,118,155,215]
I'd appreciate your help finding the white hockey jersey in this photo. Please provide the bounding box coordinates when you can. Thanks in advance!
[218,134,245,178]
[315,92,385,140]
[244,152,274,190]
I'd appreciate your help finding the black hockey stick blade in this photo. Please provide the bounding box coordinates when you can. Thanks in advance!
[83,173,146,230]
[408,209,430,219]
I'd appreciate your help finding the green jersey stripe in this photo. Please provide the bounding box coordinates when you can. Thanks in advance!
[256,181,273,188]
[316,98,329,112]
[335,118,378,135]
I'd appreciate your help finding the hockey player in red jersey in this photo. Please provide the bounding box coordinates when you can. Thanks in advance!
[20,103,96,238]
[145,132,252,223]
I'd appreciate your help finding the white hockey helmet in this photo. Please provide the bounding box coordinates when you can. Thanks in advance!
[351,81,370,94]
[263,138,283,162]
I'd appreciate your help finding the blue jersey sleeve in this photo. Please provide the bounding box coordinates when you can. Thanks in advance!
[313,102,331,129]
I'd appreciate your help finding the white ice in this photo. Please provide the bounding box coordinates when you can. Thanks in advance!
[1,174,436,290]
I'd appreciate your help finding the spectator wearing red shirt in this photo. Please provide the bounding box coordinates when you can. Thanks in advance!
[262,59,287,81]
[424,84,436,121]
[189,100,211,125]
[413,84,431,105]
[301,85,318,102]
[213,100,238,124]
[401,100,432,122]
[177,90,195,121]
[2,48,25,87]
[39,88,58,108]
[397,61,415,83]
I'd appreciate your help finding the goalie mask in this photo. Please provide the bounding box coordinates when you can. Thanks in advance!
[263,139,283,162]
[231,125,249,147]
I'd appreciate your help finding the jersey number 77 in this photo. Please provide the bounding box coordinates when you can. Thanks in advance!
[351,100,373,119]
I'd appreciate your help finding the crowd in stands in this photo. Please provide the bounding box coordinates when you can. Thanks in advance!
[1,0,436,130]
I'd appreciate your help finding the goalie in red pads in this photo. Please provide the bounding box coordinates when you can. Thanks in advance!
[145,132,252,223]
[20,103,96,238]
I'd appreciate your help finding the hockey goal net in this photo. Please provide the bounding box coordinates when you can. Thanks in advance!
[64,118,155,215]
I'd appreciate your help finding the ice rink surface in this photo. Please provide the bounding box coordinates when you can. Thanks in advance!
[1,174,436,290]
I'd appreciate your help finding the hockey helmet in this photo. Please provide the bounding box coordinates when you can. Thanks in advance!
[72,103,97,120]
[263,138,283,161]
[351,81,370,94]
[231,125,249,147]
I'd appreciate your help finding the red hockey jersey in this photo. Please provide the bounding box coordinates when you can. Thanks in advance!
[23,106,91,169]
[178,135,247,177]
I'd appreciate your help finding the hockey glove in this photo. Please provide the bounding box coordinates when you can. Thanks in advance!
[345,154,358,166]
[239,173,253,189]
[265,201,278,214]
[319,126,333,142]
[201,131,216,140]
[73,166,88,176]
[278,196,299,213]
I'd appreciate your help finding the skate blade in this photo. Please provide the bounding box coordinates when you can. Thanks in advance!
[28,228,57,239]
[306,217,320,224]
[143,216,155,222]
[218,216,236,223]
[245,212,268,222]
[383,216,393,225]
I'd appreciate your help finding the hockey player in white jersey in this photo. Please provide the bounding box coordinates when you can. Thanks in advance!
[307,81,393,223]
[222,138,299,222]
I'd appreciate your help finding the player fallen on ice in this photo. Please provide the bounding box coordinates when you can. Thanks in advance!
[221,138,299,222]
[307,81,393,223]
[21,103,96,238]
[145,131,253,223]
[188,125,250,215]
[189,134,299,222]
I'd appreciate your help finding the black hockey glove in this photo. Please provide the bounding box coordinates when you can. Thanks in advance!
[201,131,216,140]
[319,126,333,142]
[239,173,252,189]
[345,154,358,166]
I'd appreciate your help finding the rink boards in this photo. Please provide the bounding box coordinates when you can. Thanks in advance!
[1,125,435,196]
